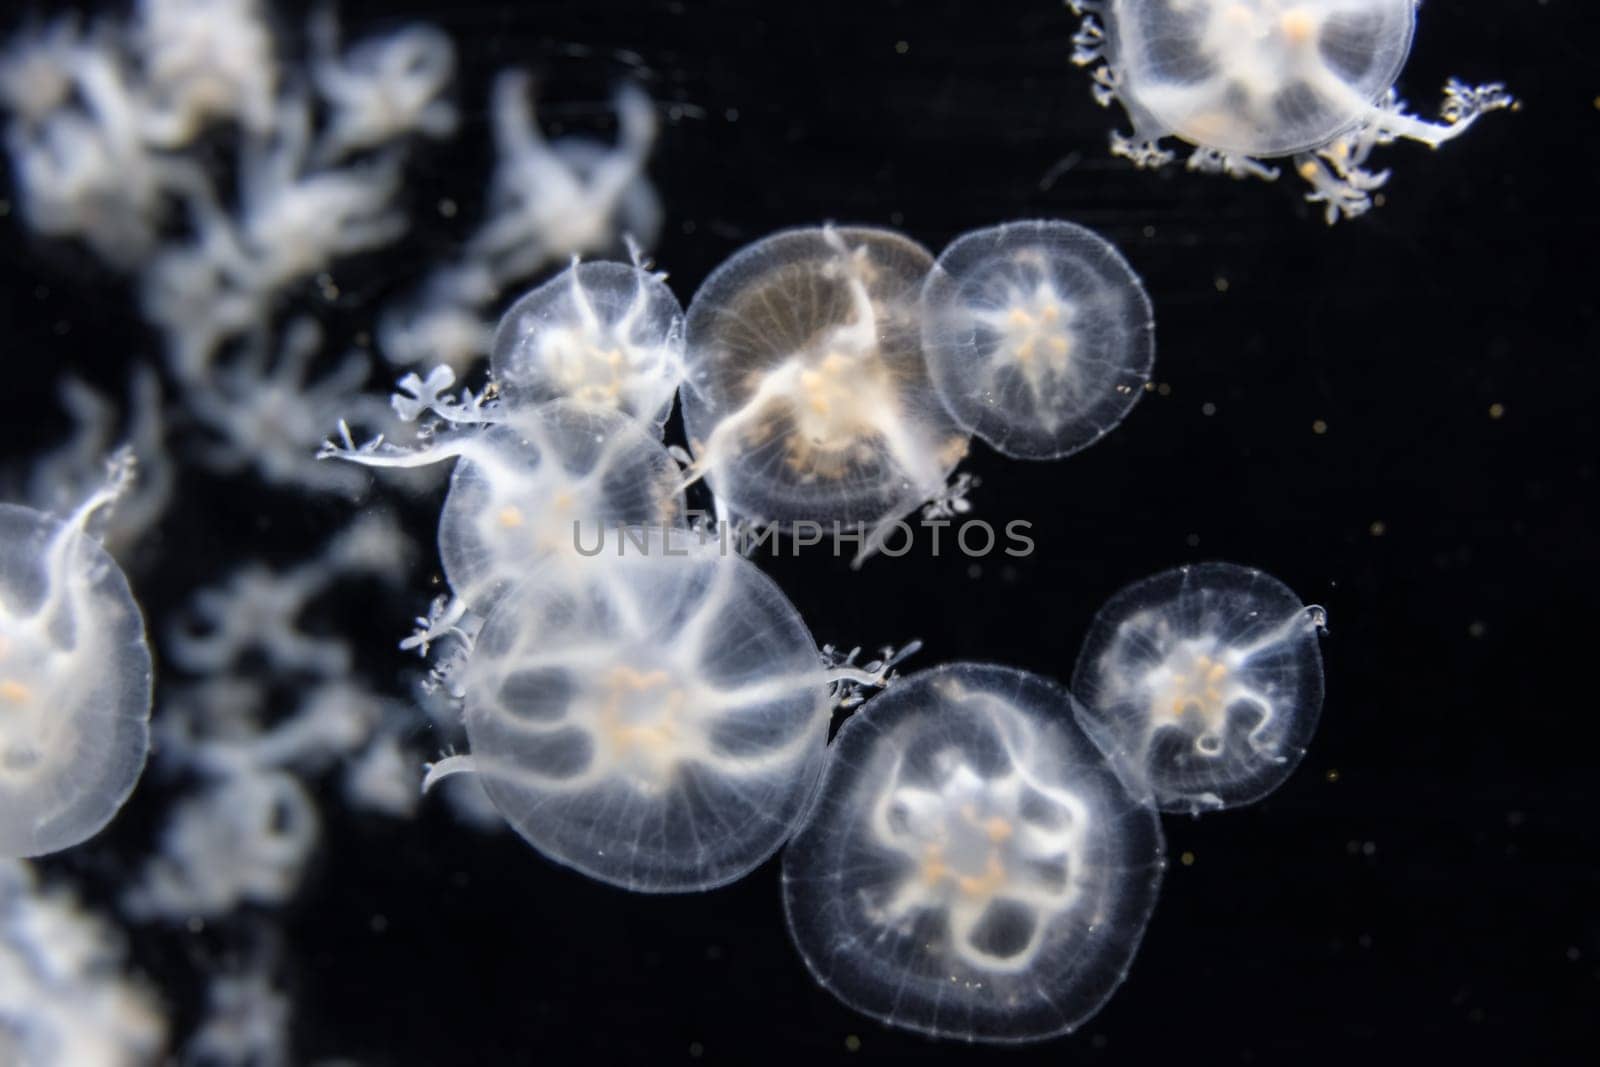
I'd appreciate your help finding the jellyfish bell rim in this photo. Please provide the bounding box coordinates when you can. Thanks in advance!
[919,218,1155,462]
[781,660,1166,1043]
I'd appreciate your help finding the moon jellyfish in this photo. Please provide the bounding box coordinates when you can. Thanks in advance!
[1067,0,1514,221]
[433,527,898,892]
[324,398,683,610]
[783,663,1164,1042]
[490,257,685,434]
[680,226,969,558]
[919,220,1154,460]
[0,456,152,858]
[1071,562,1327,813]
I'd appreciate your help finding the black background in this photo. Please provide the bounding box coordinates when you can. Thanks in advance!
[2,0,1595,1063]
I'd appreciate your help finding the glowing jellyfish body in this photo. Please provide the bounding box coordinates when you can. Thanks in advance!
[0,491,152,858]
[453,528,881,892]
[783,663,1164,1042]
[327,399,683,611]
[1068,0,1514,221]
[920,220,1153,459]
[490,259,685,434]
[1071,562,1327,813]
[680,226,968,554]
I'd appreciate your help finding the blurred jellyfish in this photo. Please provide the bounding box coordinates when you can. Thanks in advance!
[308,9,458,163]
[132,0,278,141]
[680,225,969,560]
[783,663,1164,1042]
[123,768,320,920]
[427,526,906,892]
[491,257,686,434]
[1067,0,1514,221]
[0,454,152,859]
[920,219,1154,460]
[472,73,662,286]
[0,860,167,1065]
[1071,562,1327,813]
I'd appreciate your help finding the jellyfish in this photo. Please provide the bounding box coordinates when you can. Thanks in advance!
[1,859,168,1065]
[323,397,683,611]
[782,663,1164,1042]
[1071,562,1327,813]
[679,226,970,559]
[490,257,685,434]
[1067,0,1514,222]
[427,526,903,892]
[919,220,1154,460]
[0,454,152,858]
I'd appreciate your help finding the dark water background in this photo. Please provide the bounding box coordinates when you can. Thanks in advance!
[1,0,1595,1062]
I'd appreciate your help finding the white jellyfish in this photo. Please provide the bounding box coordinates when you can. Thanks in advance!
[1067,0,1514,221]
[1,860,168,1065]
[324,396,684,612]
[1071,562,1327,813]
[427,526,903,892]
[490,257,685,434]
[680,226,969,558]
[920,219,1154,460]
[783,663,1165,1042]
[0,454,152,859]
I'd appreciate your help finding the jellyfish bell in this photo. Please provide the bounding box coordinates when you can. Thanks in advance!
[1071,562,1328,814]
[0,459,152,859]
[431,526,897,892]
[490,257,686,435]
[920,219,1154,460]
[434,401,684,610]
[1068,0,1514,221]
[782,662,1165,1043]
[680,225,969,560]
[324,397,685,613]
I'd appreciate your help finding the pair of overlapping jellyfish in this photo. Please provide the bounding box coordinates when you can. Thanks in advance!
[784,562,1326,1042]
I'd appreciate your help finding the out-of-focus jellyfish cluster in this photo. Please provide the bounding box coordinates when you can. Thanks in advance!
[1066,0,1514,220]
[1,0,666,1059]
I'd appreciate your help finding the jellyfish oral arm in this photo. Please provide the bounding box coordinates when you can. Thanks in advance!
[1297,81,1515,223]
[864,722,1092,975]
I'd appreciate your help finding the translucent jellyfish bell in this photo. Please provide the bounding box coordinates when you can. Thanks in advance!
[1069,0,1515,221]
[441,527,892,892]
[490,258,685,434]
[680,226,969,555]
[325,398,683,611]
[1071,562,1328,814]
[783,663,1164,1042]
[0,462,152,858]
[920,220,1154,460]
